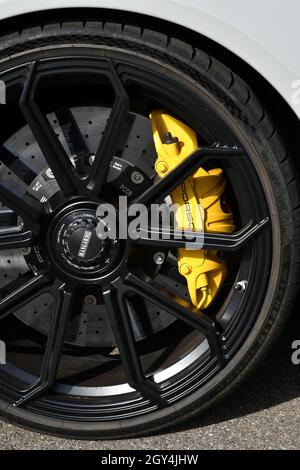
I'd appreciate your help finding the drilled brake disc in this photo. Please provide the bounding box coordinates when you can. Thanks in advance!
[0,107,179,347]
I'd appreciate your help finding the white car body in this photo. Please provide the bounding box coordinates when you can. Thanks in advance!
[0,0,299,118]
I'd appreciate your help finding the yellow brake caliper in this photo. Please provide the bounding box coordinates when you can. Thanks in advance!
[151,111,235,310]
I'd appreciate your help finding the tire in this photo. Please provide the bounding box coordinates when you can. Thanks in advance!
[0,18,298,440]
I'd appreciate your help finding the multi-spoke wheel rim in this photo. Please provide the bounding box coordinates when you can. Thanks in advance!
[0,52,272,421]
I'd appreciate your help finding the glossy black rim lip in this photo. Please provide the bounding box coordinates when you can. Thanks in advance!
[0,53,270,420]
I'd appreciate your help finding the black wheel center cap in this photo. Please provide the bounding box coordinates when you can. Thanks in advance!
[48,202,120,279]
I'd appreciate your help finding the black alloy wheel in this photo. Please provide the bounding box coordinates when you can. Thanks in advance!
[0,19,298,439]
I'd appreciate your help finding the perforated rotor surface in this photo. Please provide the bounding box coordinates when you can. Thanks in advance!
[0,107,177,347]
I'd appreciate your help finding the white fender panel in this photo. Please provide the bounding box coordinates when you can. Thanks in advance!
[0,0,299,117]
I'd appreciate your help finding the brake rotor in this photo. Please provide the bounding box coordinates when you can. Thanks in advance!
[0,107,176,347]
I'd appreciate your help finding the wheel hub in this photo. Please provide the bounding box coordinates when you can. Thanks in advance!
[48,201,120,280]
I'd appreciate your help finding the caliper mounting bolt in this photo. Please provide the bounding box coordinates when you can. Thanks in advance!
[154,252,166,265]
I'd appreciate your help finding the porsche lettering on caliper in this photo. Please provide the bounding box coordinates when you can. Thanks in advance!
[151,111,235,309]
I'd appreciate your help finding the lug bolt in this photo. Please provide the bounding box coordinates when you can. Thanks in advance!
[131,171,144,185]
[22,247,31,256]
[155,161,169,174]
[84,295,97,305]
[180,264,192,276]
[154,252,165,265]
[234,280,248,292]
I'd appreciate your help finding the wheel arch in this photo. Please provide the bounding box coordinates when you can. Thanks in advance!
[0,6,299,177]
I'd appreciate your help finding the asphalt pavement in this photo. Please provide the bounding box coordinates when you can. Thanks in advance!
[1,306,300,450]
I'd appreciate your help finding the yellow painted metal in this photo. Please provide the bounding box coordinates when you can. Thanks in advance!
[151,110,235,310]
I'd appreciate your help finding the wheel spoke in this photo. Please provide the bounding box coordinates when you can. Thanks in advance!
[103,281,168,406]
[55,108,91,175]
[134,219,269,251]
[20,62,77,196]
[125,273,225,365]
[0,180,41,233]
[15,283,74,406]
[0,229,32,251]
[131,145,243,206]
[0,273,50,321]
[87,61,129,196]
[0,145,37,185]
